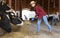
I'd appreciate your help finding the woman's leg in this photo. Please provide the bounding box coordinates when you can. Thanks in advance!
[43,16,51,32]
[37,19,42,32]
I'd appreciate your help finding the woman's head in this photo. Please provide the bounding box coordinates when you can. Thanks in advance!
[30,1,36,7]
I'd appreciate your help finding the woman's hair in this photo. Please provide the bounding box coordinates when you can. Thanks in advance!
[30,1,41,11]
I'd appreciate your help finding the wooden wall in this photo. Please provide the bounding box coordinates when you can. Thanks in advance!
[7,0,59,14]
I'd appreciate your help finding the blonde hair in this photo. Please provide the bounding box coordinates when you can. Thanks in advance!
[30,1,36,5]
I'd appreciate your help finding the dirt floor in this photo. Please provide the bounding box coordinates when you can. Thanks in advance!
[0,21,60,38]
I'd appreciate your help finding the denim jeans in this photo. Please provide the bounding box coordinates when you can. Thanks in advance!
[37,16,51,32]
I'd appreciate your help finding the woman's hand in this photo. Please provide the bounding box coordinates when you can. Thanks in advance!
[35,16,38,19]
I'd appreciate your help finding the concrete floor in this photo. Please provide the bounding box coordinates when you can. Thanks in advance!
[0,21,60,38]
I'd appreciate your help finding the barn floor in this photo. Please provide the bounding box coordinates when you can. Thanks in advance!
[0,21,60,38]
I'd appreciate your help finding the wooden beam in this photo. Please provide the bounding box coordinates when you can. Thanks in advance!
[15,0,17,11]
[20,0,22,18]
[48,0,50,14]
[59,0,60,13]
[8,0,12,8]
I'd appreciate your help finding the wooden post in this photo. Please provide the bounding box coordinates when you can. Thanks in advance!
[59,0,60,13]
[15,0,17,11]
[48,0,50,15]
[20,0,22,18]
[53,0,55,14]
[8,0,12,8]
[59,0,60,20]
[42,0,44,8]
[18,0,21,11]
[15,0,16,10]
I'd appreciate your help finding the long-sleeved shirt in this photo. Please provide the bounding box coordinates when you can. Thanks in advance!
[35,5,46,19]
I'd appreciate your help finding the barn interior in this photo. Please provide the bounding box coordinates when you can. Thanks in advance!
[0,0,60,38]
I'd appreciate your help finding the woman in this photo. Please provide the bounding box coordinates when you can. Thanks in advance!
[30,1,51,33]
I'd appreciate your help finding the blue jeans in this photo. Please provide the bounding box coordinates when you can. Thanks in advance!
[37,16,51,32]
